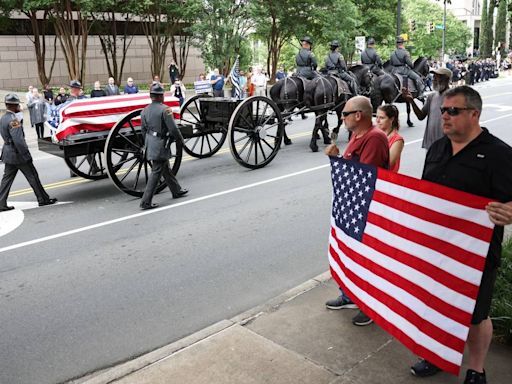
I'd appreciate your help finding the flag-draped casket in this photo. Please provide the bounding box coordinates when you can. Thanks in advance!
[52,93,181,141]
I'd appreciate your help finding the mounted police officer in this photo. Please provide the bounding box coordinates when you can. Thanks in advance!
[390,36,424,97]
[325,40,358,95]
[0,94,57,211]
[361,38,384,76]
[139,83,188,210]
[295,36,318,80]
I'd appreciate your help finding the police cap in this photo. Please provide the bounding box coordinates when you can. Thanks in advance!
[330,40,340,48]
[396,36,405,44]
[150,82,165,95]
[367,38,375,45]
[4,93,20,105]
[69,79,82,89]
[300,36,313,45]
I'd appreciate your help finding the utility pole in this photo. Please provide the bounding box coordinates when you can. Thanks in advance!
[397,0,401,37]
[441,0,447,64]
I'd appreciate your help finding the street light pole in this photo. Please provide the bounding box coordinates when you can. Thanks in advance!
[441,0,446,64]
[397,0,401,37]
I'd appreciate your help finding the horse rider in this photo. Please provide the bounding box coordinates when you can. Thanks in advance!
[361,38,384,76]
[295,36,318,80]
[325,40,359,95]
[390,36,424,98]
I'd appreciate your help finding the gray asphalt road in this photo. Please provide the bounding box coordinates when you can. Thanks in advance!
[1,78,512,384]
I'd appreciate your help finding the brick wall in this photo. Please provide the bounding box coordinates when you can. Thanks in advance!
[0,35,206,90]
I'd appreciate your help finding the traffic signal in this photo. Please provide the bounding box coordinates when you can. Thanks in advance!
[411,20,416,32]
[426,21,433,34]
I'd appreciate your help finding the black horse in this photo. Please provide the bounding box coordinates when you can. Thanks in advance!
[370,56,429,127]
[269,76,306,145]
[304,65,373,152]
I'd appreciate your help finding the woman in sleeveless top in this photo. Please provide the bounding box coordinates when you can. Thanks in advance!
[376,104,404,172]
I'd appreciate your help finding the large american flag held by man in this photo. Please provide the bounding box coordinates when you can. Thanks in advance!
[54,93,180,141]
[229,55,242,99]
[328,157,495,375]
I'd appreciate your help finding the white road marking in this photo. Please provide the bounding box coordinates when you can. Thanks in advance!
[0,201,72,239]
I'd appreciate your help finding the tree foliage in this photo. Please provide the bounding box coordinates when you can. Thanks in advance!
[402,0,471,58]
[190,0,253,76]
[480,0,488,56]
[486,0,497,57]
[496,0,508,55]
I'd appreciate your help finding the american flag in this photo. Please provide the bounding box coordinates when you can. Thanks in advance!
[54,93,180,141]
[328,157,495,375]
[229,55,242,99]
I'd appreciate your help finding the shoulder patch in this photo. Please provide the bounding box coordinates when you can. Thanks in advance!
[9,119,21,129]
[165,107,174,116]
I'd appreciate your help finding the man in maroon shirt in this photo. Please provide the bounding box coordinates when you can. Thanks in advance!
[325,96,389,326]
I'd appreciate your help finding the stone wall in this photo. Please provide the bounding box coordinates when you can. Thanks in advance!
[0,35,206,90]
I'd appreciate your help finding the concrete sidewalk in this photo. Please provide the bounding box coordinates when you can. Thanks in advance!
[74,273,512,384]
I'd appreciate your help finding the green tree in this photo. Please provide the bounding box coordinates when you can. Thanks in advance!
[496,0,507,55]
[480,0,488,56]
[403,0,471,59]
[190,0,253,76]
[0,1,57,87]
[486,0,497,57]
[51,0,97,83]
[355,0,397,54]
[91,0,144,85]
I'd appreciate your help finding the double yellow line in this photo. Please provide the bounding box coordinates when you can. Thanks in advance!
[8,130,314,197]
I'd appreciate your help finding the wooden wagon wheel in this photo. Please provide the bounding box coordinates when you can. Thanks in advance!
[104,109,183,197]
[227,96,284,169]
[65,152,108,180]
[180,94,227,158]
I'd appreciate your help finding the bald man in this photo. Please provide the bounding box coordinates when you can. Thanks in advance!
[325,96,389,326]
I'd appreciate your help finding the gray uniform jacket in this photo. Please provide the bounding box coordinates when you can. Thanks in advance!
[361,48,383,69]
[296,48,318,79]
[104,84,120,96]
[141,101,182,162]
[0,110,32,164]
[325,51,348,72]
[390,48,414,75]
[27,97,48,125]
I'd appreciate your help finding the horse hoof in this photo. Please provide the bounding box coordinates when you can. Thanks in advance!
[407,122,414,127]
[284,138,292,145]
[309,140,318,152]
[323,138,332,145]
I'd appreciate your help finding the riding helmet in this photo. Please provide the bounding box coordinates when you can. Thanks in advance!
[367,38,375,45]
[150,82,165,95]
[4,93,20,105]
[396,36,405,44]
[330,40,340,48]
[301,36,313,45]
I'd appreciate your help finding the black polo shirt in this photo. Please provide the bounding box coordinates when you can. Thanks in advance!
[422,127,512,267]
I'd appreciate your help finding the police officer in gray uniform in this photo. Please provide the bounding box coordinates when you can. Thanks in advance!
[140,83,188,210]
[295,36,318,80]
[325,40,358,95]
[390,36,424,97]
[361,38,384,76]
[0,94,57,211]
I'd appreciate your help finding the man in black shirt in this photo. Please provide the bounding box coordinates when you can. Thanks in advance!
[411,86,512,384]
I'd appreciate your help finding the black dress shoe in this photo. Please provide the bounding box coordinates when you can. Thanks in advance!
[140,203,159,210]
[173,189,188,198]
[0,206,15,212]
[39,198,58,207]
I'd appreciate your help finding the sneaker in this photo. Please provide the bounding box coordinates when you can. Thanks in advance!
[410,359,441,377]
[325,295,358,310]
[352,310,373,326]
[464,369,486,384]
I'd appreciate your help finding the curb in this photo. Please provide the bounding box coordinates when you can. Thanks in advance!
[67,271,332,384]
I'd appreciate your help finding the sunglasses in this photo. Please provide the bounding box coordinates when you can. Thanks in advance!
[342,110,361,117]
[440,107,474,116]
